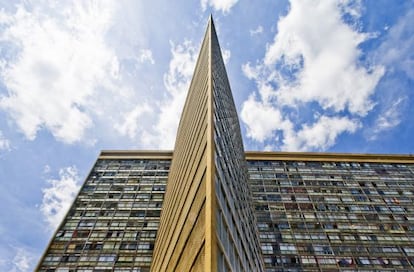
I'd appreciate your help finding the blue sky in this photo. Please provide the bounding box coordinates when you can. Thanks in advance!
[0,0,413,270]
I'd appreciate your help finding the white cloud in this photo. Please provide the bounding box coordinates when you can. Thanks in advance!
[369,97,405,140]
[240,0,384,151]
[282,115,360,151]
[43,164,51,174]
[263,0,384,115]
[11,247,33,272]
[115,103,153,139]
[0,245,36,272]
[222,48,231,64]
[138,49,155,64]
[250,25,264,36]
[143,40,198,149]
[0,2,120,143]
[241,94,292,142]
[201,0,239,13]
[375,8,414,80]
[338,0,363,19]
[0,131,10,152]
[40,166,81,230]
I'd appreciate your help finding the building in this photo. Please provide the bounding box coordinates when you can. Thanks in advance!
[246,152,414,271]
[36,17,414,272]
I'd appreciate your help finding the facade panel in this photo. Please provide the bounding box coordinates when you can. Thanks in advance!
[150,16,211,272]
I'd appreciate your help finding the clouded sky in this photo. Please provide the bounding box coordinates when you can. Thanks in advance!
[0,0,413,270]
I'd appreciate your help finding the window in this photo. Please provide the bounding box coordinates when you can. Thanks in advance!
[358,257,370,265]
[337,258,353,267]
[301,256,317,264]
[261,244,273,254]
[403,247,414,256]
[98,254,116,262]
[279,244,297,253]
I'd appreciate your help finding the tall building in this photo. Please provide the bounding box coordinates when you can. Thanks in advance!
[150,16,263,272]
[36,17,414,272]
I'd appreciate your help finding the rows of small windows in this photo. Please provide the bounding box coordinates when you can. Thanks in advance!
[260,245,414,269]
[82,184,166,192]
[249,172,414,192]
[75,195,164,204]
[214,102,263,271]
[215,170,259,270]
[252,199,414,223]
[251,188,414,222]
[247,160,414,173]
[42,253,152,265]
[55,220,160,238]
[46,239,155,252]
[248,163,414,221]
[248,160,414,270]
[262,255,414,270]
[88,172,168,181]
[94,159,170,171]
[252,185,414,199]
[259,239,414,255]
[257,221,413,240]
[40,268,146,272]
[254,202,413,218]
[39,159,169,270]
[215,158,263,267]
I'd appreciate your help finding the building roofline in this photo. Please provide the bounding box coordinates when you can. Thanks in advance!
[99,150,173,159]
[245,151,414,163]
[99,150,414,163]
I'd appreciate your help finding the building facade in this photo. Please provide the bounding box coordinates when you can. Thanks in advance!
[37,151,414,271]
[246,152,414,271]
[36,151,171,271]
[36,17,414,272]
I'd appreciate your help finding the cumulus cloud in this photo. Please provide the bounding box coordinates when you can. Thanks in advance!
[0,2,162,146]
[240,0,384,151]
[143,40,198,148]
[241,94,292,142]
[115,103,153,139]
[283,115,360,151]
[263,0,384,115]
[0,2,120,143]
[40,166,81,230]
[201,0,239,13]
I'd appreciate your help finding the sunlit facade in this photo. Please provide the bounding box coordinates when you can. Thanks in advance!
[150,16,263,271]
[37,152,414,271]
[36,152,171,271]
[247,152,414,271]
[36,17,414,272]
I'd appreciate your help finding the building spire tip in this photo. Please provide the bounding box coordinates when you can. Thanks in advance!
[208,14,215,31]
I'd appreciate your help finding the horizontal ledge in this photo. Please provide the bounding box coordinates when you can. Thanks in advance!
[99,150,173,160]
[99,150,414,164]
[245,151,414,163]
